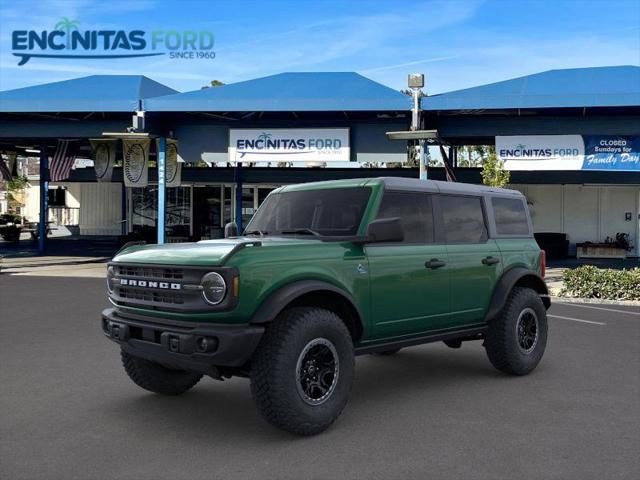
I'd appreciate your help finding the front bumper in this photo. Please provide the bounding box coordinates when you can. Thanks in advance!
[101,308,264,373]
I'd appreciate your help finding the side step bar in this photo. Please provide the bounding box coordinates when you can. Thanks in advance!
[355,325,487,356]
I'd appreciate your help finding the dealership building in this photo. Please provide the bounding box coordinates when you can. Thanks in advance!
[0,65,638,256]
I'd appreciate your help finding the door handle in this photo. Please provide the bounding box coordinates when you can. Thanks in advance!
[425,258,446,269]
[482,256,500,266]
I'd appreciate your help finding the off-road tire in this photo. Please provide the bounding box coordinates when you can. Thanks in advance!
[121,350,203,395]
[485,287,548,375]
[373,348,402,356]
[250,307,355,436]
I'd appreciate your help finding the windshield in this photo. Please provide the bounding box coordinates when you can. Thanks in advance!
[245,187,371,237]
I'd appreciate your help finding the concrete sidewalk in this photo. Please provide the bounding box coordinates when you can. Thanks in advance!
[0,256,109,277]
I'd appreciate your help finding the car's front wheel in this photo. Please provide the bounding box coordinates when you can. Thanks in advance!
[485,287,548,375]
[250,307,355,435]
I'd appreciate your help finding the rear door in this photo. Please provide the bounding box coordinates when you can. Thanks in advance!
[366,190,450,339]
[438,194,502,327]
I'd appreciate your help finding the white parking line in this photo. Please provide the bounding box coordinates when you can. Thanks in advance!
[553,302,640,317]
[548,314,606,326]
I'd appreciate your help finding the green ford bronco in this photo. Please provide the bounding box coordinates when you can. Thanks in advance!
[102,177,549,435]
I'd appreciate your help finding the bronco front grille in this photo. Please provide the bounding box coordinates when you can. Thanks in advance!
[109,262,237,313]
[115,265,184,280]
[118,287,184,305]
[110,264,200,311]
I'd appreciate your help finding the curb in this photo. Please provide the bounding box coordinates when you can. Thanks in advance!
[550,296,640,307]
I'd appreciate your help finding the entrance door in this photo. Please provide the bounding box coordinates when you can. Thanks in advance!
[367,191,450,339]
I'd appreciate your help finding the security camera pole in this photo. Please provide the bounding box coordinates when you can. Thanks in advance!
[408,73,426,180]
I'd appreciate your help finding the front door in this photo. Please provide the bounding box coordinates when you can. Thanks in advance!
[366,191,450,339]
[438,194,502,326]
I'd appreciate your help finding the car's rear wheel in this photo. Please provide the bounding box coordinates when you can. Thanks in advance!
[121,350,202,395]
[250,307,354,436]
[485,287,548,375]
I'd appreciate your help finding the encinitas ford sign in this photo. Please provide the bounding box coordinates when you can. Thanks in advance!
[497,135,640,171]
[11,17,215,65]
[229,128,350,162]
[497,135,584,170]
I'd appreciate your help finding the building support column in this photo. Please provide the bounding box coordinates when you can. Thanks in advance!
[234,163,243,231]
[38,144,48,255]
[157,136,166,245]
[419,139,427,180]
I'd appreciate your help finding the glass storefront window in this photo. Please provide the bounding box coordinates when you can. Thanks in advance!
[241,187,255,227]
[194,186,223,240]
[166,187,191,239]
[131,186,157,228]
[130,186,191,240]
[129,184,282,241]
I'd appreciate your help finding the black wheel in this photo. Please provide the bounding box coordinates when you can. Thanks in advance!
[485,287,548,375]
[121,350,203,395]
[250,307,355,436]
[373,348,402,356]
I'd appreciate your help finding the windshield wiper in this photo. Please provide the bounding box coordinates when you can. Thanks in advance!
[244,229,267,236]
[279,228,322,237]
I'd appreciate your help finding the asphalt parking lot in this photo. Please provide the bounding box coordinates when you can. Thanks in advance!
[1,274,638,480]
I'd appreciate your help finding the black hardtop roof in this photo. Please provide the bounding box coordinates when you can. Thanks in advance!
[378,177,523,197]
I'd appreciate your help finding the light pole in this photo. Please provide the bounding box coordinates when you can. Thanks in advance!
[408,73,427,180]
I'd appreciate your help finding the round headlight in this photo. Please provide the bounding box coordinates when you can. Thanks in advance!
[106,266,115,294]
[201,272,227,305]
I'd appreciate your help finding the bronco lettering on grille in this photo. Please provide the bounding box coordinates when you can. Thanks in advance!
[120,278,181,290]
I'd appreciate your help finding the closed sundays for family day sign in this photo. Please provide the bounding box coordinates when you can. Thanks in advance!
[497,135,640,171]
[229,128,350,162]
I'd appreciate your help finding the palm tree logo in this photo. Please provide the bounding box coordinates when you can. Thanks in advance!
[257,132,272,142]
[54,17,80,49]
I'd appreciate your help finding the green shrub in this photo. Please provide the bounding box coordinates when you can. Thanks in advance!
[560,265,640,301]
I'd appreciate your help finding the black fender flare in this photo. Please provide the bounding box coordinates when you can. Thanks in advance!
[249,279,363,327]
[485,268,550,322]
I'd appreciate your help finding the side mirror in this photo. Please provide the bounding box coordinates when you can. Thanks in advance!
[366,217,404,243]
[224,221,238,238]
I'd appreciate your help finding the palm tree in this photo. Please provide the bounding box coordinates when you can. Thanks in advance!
[54,17,80,49]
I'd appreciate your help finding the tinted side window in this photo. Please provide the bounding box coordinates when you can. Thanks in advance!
[492,197,530,235]
[440,195,487,244]
[376,191,434,243]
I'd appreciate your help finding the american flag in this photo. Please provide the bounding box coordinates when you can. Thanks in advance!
[49,140,78,182]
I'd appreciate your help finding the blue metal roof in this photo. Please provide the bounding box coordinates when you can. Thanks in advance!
[422,65,640,111]
[144,72,411,112]
[0,75,178,113]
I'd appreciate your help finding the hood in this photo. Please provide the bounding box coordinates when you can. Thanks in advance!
[112,236,321,266]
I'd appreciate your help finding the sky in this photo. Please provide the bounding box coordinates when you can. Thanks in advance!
[0,0,638,94]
